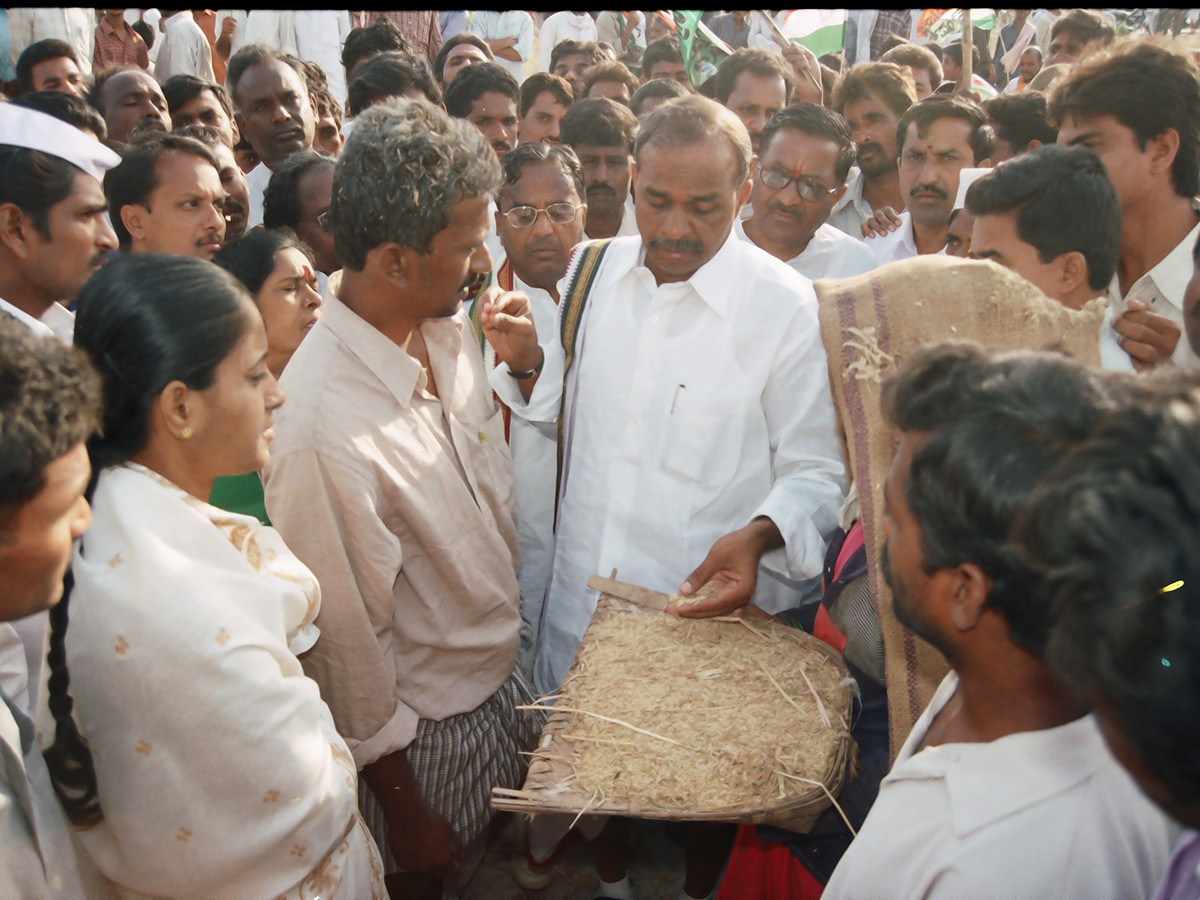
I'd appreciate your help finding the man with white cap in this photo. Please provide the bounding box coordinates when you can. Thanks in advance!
[0,103,119,728]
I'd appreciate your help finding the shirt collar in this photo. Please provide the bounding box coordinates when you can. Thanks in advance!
[321,292,423,409]
[831,166,869,216]
[622,228,742,318]
[0,297,56,340]
[1143,216,1200,309]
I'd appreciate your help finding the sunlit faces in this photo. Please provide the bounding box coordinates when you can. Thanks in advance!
[843,94,903,178]
[633,135,750,284]
[100,69,171,147]
[0,442,91,620]
[969,210,1072,302]
[123,151,226,259]
[407,197,493,318]
[1019,49,1043,82]
[553,52,593,94]
[723,70,787,154]
[171,88,237,147]
[574,141,632,218]
[1056,113,1157,212]
[587,78,632,106]
[255,247,322,372]
[898,117,979,229]
[747,127,846,257]
[233,59,315,168]
[442,42,490,86]
[496,160,586,292]
[294,162,339,275]
[519,90,568,144]
[209,141,250,241]
[466,91,520,158]
[30,54,84,96]
[645,58,690,87]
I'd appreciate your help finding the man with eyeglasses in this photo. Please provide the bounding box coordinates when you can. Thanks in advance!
[738,104,877,280]
[263,151,340,291]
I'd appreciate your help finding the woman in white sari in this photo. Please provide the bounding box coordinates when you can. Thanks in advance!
[42,254,385,899]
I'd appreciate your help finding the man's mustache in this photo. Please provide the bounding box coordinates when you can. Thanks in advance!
[766,199,801,219]
[910,183,948,200]
[857,141,885,158]
[586,182,617,199]
[648,237,703,254]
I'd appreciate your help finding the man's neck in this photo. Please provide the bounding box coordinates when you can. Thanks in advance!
[515,271,561,304]
[912,218,948,255]
[1058,285,1106,312]
[339,269,422,349]
[585,202,625,240]
[0,274,53,321]
[861,168,903,214]
[742,216,811,263]
[1117,191,1199,295]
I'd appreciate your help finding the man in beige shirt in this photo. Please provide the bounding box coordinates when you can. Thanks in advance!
[262,98,540,899]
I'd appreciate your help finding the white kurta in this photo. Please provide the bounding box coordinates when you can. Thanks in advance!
[60,463,384,899]
[493,232,846,693]
[8,8,94,74]
[469,11,534,84]
[536,11,598,72]
[824,671,1177,900]
[244,160,272,230]
[826,167,875,239]
[294,10,353,106]
[153,12,214,83]
[735,219,878,281]
[864,209,920,265]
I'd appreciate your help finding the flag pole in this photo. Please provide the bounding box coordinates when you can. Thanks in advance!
[961,8,973,91]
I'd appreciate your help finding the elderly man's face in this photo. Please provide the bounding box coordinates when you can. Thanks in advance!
[1019,49,1043,81]
[497,160,585,293]
[749,126,846,255]
[633,133,749,284]
[234,59,315,168]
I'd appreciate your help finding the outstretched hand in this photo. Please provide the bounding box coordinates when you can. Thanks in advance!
[479,286,542,373]
[668,518,783,619]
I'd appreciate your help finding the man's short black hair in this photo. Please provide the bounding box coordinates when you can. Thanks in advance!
[104,132,220,248]
[630,77,688,118]
[1049,41,1200,199]
[161,74,234,121]
[966,144,1120,291]
[898,96,994,164]
[0,146,80,239]
[641,37,683,76]
[443,62,520,120]
[580,60,640,102]
[760,103,856,185]
[12,91,107,142]
[262,149,333,231]
[984,92,1058,155]
[16,39,78,95]
[499,141,586,203]
[227,44,307,112]
[881,341,1128,654]
[1050,9,1116,47]
[348,51,441,117]
[341,17,413,79]
[559,97,638,152]
[550,39,603,74]
[714,48,795,106]
[432,32,494,86]
[519,72,573,117]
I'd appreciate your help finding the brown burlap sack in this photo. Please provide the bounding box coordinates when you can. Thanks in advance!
[814,256,1106,759]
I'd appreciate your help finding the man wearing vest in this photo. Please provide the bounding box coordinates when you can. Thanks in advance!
[481,94,845,900]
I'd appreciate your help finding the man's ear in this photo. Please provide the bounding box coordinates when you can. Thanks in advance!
[370,242,414,290]
[230,117,241,146]
[0,203,35,260]
[1058,249,1091,296]
[121,203,149,246]
[1148,127,1181,180]
[945,561,992,632]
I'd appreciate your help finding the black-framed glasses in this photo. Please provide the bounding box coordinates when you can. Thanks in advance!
[757,164,839,202]
[316,208,332,233]
[500,202,584,228]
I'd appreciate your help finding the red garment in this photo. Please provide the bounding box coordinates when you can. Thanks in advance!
[717,824,825,900]
[93,16,149,71]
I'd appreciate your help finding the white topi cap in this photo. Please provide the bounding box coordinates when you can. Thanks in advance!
[0,103,121,183]
[954,167,991,212]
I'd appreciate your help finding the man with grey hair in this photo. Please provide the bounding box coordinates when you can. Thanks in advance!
[482,93,845,900]
[262,98,542,899]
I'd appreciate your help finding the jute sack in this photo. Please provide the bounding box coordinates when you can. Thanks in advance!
[814,255,1106,759]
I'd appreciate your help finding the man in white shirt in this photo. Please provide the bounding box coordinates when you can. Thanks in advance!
[537,11,597,73]
[294,10,353,107]
[226,45,315,230]
[823,343,1175,900]
[828,62,916,237]
[866,96,993,265]
[8,8,93,76]
[1053,41,1199,369]
[482,92,844,900]
[738,104,877,281]
[154,11,214,84]
[559,97,640,239]
[470,11,534,85]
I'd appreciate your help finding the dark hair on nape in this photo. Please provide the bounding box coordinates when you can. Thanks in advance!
[0,146,80,239]
[443,62,520,119]
[520,72,573,117]
[714,48,795,106]
[549,39,603,74]
[348,50,441,117]
[898,95,994,164]
[984,91,1058,154]
[16,38,78,94]
[641,37,683,76]
[214,227,315,298]
[1025,380,1200,806]
[48,253,255,827]
[131,19,155,51]
[880,340,1130,654]
[161,73,234,121]
[760,103,856,185]
[310,84,342,129]
[262,149,333,231]
[967,144,1120,291]
[11,90,107,142]
[342,16,413,80]
[433,32,494,86]
[559,96,639,151]
[630,77,688,118]
[499,141,585,203]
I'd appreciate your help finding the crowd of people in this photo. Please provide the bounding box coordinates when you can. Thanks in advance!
[2,8,1200,900]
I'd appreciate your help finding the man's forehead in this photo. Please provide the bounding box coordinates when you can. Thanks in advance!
[844,94,893,120]
[558,53,589,69]
[108,71,161,102]
[181,90,221,111]
[503,162,577,203]
[903,116,973,152]
[574,142,630,158]
[761,127,841,171]
[240,60,303,100]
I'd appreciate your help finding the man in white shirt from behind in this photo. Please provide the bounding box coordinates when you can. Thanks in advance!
[824,343,1175,900]
[536,11,597,73]
[738,103,876,281]
[154,11,214,83]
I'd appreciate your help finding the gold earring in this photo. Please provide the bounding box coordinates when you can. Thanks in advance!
[181,426,193,439]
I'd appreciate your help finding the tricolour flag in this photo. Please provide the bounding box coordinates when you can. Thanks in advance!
[926,8,998,44]
[672,11,734,85]
[777,9,847,58]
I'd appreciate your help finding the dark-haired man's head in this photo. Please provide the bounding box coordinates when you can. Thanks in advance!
[0,317,101,619]
[162,74,238,147]
[310,85,343,159]
[641,37,689,87]
[105,132,225,258]
[834,62,918,179]
[434,32,494,87]
[747,104,855,262]
[581,60,640,106]
[519,72,573,145]
[1019,46,1044,83]
[880,341,1126,661]
[881,43,944,99]
[496,142,586,297]
[444,62,521,158]
[262,150,338,276]
[550,40,604,94]
[1052,41,1200,212]
[12,91,106,142]
[631,77,689,122]
[90,67,171,149]
[714,48,794,154]
[16,39,83,97]
[560,97,638,239]
[174,124,250,240]
[984,92,1058,163]
[348,51,441,119]
[1048,10,1115,67]
[898,97,993,230]
[342,16,413,82]
[227,45,315,169]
